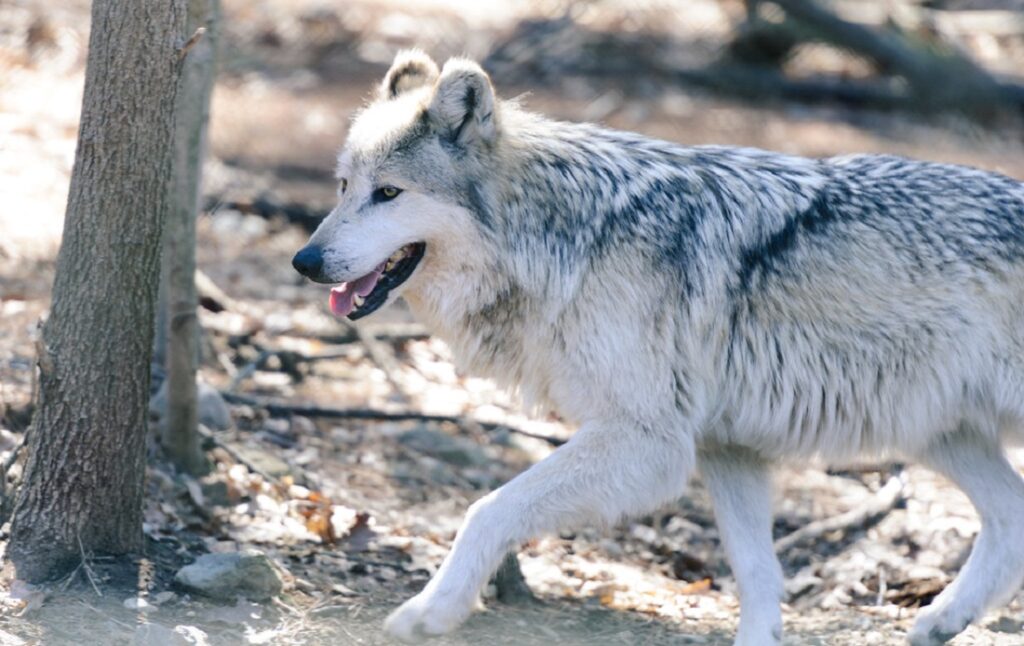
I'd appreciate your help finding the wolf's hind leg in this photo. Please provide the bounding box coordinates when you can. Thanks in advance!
[701,446,784,646]
[909,430,1024,646]
[383,418,695,642]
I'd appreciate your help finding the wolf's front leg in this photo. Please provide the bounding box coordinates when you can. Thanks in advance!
[700,446,783,646]
[384,418,696,642]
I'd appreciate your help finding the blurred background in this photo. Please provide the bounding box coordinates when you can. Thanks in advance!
[2,0,1024,643]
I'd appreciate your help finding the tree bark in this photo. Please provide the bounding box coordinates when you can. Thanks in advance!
[161,0,219,476]
[8,0,187,582]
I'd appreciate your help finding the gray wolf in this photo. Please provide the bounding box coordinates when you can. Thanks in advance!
[291,50,1024,645]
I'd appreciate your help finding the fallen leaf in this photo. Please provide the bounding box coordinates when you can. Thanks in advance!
[679,578,712,595]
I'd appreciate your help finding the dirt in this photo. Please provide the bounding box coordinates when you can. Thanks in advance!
[3,0,1024,644]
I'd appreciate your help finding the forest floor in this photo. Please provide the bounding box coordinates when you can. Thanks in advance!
[4,0,1024,644]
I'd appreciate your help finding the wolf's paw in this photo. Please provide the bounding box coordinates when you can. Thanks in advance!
[383,589,475,643]
[907,605,973,646]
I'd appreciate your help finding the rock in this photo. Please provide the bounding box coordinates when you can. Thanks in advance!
[331,582,357,596]
[149,381,231,431]
[290,416,316,436]
[152,591,178,606]
[229,445,291,478]
[262,418,290,435]
[785,569,823,599]
[198,478,232,508]
[197,383,231,430]
[988,616,1024,634]
[398,427,489,467]
[124,596,155,611]
[174,551,284,601]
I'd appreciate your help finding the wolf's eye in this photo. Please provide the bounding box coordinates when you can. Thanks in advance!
[338,178,348,195]
[373,186,403,202]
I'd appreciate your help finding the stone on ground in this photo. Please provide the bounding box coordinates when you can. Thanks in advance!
[174,551,283,601]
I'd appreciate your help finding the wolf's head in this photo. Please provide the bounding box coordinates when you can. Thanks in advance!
[292,50,501,320]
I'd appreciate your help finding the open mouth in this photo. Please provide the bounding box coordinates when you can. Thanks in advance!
[329,243,425,320]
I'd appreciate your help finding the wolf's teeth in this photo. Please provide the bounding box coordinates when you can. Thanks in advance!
[354,295,365,307]
[385,260,395,271]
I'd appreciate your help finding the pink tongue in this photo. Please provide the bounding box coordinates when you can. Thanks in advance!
[329,263,385,317]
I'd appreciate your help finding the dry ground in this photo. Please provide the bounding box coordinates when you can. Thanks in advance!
[3,0,1024,644]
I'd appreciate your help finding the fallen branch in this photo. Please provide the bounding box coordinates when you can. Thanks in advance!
[487,11,1024,116]
[673,64,911,109]
[225,349,273,393]
[298,323,430,345]
[196,424,283,484]
[220,392,567,447]
[207,195,326,233]
[768,0,1019,112]
[774,472,907,554]
[771,0,938,81]
[196,269,242,313]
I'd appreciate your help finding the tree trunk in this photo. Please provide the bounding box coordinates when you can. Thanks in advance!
[8,0,187,582]
[161,0,219,476]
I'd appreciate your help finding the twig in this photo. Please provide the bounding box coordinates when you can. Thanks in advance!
[178,26,206,60]
[79,601,135,629]
[76,534,103,597]
[226,349,273,393]
[273,597,303,617]
[196,269,242,313]
[226,346,363,393]
[2,440,24,478]
[774,471,907,554]
[343,554,410,569]
[59,562,84,592]
[291,323,429,345]
[217,351,239,377]
[220,392,567,447]
[196,425,282,484]
[310,604,352,615]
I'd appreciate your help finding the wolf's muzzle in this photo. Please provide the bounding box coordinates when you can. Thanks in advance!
[292,245,328,282]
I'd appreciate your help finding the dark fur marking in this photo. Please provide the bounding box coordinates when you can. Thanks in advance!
[448,84,478,144]
[384,110,431,158]
[466,181,495,230]
[736,191,837,291]
[387,61,424,98]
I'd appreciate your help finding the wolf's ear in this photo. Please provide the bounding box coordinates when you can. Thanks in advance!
[428,58,497,147]
[380,50,440,100]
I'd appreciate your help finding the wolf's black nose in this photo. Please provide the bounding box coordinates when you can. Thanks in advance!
[292,246,324,279]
